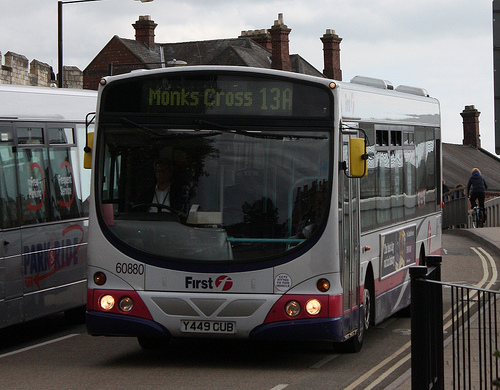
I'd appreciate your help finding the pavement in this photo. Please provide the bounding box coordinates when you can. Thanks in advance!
[389,227,500,389]
[445,227,500,257]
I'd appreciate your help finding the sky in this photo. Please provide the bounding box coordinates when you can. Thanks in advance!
[0,0,496,154]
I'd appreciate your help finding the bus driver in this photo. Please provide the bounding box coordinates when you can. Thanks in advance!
[149,158,173,213]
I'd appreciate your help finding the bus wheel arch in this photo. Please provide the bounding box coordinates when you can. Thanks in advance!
[363,264,375,330]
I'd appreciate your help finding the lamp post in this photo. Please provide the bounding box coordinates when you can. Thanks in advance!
[57,0,154,88]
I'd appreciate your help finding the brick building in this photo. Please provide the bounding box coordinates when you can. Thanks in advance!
[83,14,343,90]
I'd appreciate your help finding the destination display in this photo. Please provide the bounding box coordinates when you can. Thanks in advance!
[102,73,332,118]
[148,84,292,114]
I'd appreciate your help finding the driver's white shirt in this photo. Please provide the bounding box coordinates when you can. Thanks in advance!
[149,186,171,213]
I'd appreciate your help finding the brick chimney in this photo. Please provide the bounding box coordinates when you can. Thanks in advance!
[461,105,481,148]
[133,15,157,49]
[269,14,292,71]
[240,29,272,51]
[321,29,342,80]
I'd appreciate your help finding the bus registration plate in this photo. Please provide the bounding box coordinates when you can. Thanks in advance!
[181,320,236,334]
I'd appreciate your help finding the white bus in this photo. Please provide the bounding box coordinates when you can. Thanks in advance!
[85,66,441,352]
[0,84,97,329]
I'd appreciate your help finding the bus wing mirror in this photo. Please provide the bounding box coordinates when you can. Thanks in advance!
[349,138,368,178]
[84,132,94,169]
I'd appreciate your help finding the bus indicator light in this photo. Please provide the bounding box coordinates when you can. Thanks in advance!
[93,272,107,286]
[317,278,330,292]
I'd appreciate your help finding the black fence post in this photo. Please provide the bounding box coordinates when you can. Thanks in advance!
[411,256,444,389]
[411,266,429,389]
[427,256,444,390]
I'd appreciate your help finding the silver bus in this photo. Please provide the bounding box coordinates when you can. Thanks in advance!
[85,67,441,352]
[0,84,96,328]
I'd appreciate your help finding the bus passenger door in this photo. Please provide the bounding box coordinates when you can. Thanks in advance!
[0,125,23,327]
[340,134,361,338]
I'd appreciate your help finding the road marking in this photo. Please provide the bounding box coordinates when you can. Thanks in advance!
[343,341,411,390]
[0,334,79,359]
[309,353,339,369]
[270,385,288,390]
[441,247,494,331]
[393,329,411,336]
[477,246,498,288]
[471,247,490,289]
[363,353,411,390]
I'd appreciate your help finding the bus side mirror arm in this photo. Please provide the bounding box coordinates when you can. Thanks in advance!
[341,125,370,178]
[84,112,96,170]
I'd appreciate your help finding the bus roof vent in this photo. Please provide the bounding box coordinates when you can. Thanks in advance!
[350,76,394,90]
[395,85,430,97]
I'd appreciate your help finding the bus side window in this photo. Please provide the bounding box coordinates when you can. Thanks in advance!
[49,147,83,220]
[0,143,20,229]
[17,148,51,225]
[47,126,83,219]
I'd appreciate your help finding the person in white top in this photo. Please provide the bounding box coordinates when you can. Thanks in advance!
[149,159,173,213]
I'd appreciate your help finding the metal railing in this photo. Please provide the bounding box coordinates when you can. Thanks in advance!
[443,189,500,229]
[483,195,500,227]
[411,259,500,389]
[443,188,468,229]
[449,285,500,389]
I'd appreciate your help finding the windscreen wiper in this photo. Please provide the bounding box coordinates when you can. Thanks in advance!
[121,117,221,138]
[193,119,327,140]
[120,117,163,136]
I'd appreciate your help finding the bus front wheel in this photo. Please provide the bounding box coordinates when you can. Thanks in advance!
[340,322,364,353]
[338,283,372,353]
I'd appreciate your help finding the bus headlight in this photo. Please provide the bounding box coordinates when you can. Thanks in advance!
[99,294,115,311]
[285,300,301,317]
[305,299,322,316]
[119,296,134,312]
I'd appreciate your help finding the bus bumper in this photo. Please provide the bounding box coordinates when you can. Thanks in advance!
[249,316,344,342]
[86,310,171,338]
